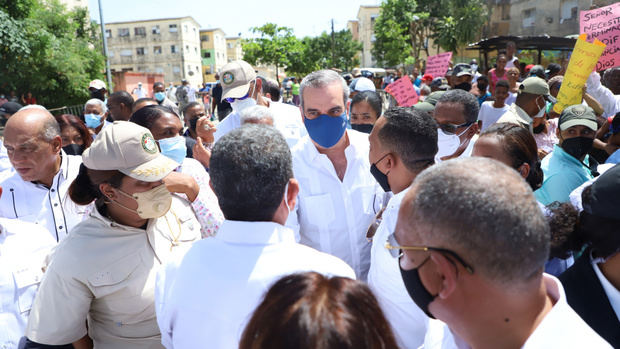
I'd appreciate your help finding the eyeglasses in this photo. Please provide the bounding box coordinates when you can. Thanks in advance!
[385,233,474,274]
[224,93,250,104]
[366,206,386,242]
[438,121,474,135]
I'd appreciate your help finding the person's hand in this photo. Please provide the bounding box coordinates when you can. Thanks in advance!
[162,171,199,202]
[195,117,217,143]
[193,136,212,169]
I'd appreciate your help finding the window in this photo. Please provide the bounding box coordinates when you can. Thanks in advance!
[193,27,196,34]
[153,46,162,54]
[196,66,200,72]
[500,3,510,20]
[118,28,129,37]
[152,25,160,34]
[134,27,146,36]
[155,67,164,73]
[204,52,211,58]
[121,67,133,72]
[227,43,232,49]
[522,8,536,27]
[171,45,178,53]
[560,0,578,20]
[186,45,189,52]
[201,35,209,42]
[105,29,112,38]
[184,25,188,32]
[120,49,132,56]
[173,66,181,73]
[169,24,178,33]
[136,47,145,55]
[194,47,198,54]
[108,51,114,57]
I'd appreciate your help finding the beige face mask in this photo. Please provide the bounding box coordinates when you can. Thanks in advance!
[114,184,172,219]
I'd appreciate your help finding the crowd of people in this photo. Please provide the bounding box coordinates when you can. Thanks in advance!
[0,39,619,349]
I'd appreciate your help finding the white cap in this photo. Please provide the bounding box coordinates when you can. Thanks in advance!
[89,79,106,90]
[352,77,376,92]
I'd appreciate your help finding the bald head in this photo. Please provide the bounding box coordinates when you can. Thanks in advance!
[399,157,549,284]
[6,106,61,142]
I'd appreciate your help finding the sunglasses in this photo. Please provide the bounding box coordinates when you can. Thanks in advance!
[438,121,474,135]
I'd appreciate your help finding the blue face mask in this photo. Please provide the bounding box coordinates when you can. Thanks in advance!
[303,112,347,148]
[154,92,166,102]
[84,113,102,129]
[158,135,187,165]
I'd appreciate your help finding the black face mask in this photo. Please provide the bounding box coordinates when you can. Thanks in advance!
[561,137,594,160]
[90,89,105,101]
[454,82,472,91]
[533,122,545,134]
[370,154,391,192]
[400,263,437,319]
[351,123,374,134]
[62,143,84,156]
[189,117,198,134]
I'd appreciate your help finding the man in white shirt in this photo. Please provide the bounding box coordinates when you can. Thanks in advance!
[366,107,437,348]
[213,60,307,148]
[478,80,510,132]
[0,106,88,241]
[156,125,355,349]
[587,68,620,118]
[132,82,147,99]
[286,69,384,280]
[433,89,480,161]
[0,208,56,348]
[392,157,611,349]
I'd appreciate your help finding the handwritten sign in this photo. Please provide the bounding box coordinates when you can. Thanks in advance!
[425,52,453,77]
[554,34,606,114]
[580,3,620,71]
[384,75,419,107]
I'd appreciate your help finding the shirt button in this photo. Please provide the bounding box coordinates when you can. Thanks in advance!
[54,203,58,207]
[58,226,63,230]
[51,189,55,192]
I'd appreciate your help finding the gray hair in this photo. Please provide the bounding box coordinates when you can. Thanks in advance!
[16,105,60,142]
[84,98,108,114]
[210,124,292,221]
[420,84,431,96]
[436,89,479,123]
[299,70,349,109]
[405,157,549,284]
[240,105,274,125]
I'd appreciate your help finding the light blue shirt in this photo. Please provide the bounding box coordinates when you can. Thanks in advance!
[535,144,594,205]
[605,148,620,164]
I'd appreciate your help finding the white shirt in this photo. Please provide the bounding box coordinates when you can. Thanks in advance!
[568,163,615,211]
[587,71,620,118]
[0,218,55,349]
[592,256,620,322]
[213,100,308,148]
[506,91,517,106]
[0,150,89,241]
[423,274,612,348]
[506,56,518,69]
[478,101,510,132]
[133,87,147,99]
[286,130,384,279]
[155,220,355,349]
[367,190,429,348]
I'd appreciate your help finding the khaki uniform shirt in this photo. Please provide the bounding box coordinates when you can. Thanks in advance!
[26,195,201,348]
[496,103,534,132]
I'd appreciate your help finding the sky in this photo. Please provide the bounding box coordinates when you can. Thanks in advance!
[88,0,382,38]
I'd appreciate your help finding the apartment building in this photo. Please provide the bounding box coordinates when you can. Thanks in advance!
[226,37,243,63]
[105,16,203,87]
[356,6,381,67]
[200,28,228,82]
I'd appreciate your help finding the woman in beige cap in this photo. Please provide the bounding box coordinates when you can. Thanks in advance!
[24,121,202,349]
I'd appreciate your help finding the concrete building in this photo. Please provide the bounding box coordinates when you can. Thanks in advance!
[355,6,381,67]
[105,17,203,87]
[200,29,228,82]
[226,37,244,63]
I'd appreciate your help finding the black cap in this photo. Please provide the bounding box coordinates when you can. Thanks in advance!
[0,102,23,116]
[452,63,472,77]
[528,65,545,79]
[545,63,561,78]
[583,163,620,220]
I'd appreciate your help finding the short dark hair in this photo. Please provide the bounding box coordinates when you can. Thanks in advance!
[153,81,165,89]
[436,89,480,123]
[183,102,201,116]
[109,91,134,109]
[477,75,489,83]
[378,107,437,171]
[351,90,382,118]
[240,272,399,349]
[259,76,281,102]
[210,125,293,221]
[129,104,177,130]
[495,80,510,90]
[479,123,543,190]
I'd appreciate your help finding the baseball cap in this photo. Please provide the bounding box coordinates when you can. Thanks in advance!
[350,77,376,92]
[545,63,561,77]
[528,65,545,79]
[422,74,433,82]
[89,79,106,90]
[220,60,257,101]
[452,63,472,77]
[558,105,598,132]
[518,77,556,103]
[430,77,448,88]
[82,121,178,182]
[413,91,445,114]
[524,64,535,75]
[0,102,23,116]
[582,162,620,220]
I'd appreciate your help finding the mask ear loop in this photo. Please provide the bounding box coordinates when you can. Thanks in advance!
[283,182,291,213]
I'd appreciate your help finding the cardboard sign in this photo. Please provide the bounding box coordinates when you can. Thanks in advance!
[580,3,620,71]
[554,34,606,114]
[425,52,453,77]
[384,75,419,107]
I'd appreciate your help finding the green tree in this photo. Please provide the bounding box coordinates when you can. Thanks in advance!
[242,23,302,83]
[288,30,361,76]
[372,0,417,67]
[434,0,487,53]
[0,0,105,108]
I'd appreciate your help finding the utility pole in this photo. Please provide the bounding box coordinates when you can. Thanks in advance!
[331,19,335,68]
[98,0,112,90]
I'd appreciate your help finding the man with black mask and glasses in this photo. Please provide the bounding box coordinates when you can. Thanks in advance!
[390,157,611,348]
[535,104,599,205]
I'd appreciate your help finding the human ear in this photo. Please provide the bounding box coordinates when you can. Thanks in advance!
[518,163,530,179]
[431,252,458,300]
[99,183,116,200]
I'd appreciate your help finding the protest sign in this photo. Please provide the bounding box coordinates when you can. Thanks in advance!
[580,3,620,71]
[425,52,453,78]
[384,75,419,107]
[553,34,606,114]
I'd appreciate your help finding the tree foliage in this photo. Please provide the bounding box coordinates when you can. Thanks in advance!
[287,30,361,77]
[0,0,105,108]
[372,0,417,67]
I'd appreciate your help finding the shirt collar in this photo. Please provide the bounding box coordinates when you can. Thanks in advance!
[304,130,358,162]
[215,220,296,245]
[513,104,533,126]
[58,149,70,180]
[552,144,590,168]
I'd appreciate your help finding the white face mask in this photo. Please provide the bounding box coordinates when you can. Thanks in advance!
[231,97,257,113]
[534,97,546,119]
[435,125,472,162]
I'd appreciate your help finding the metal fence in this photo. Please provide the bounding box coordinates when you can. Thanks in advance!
[47,104,83,116]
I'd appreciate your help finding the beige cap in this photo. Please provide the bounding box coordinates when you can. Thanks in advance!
[518,77,556,103]
[82,121,178,181]
[220,60,256,101]
[89,79,106,90]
